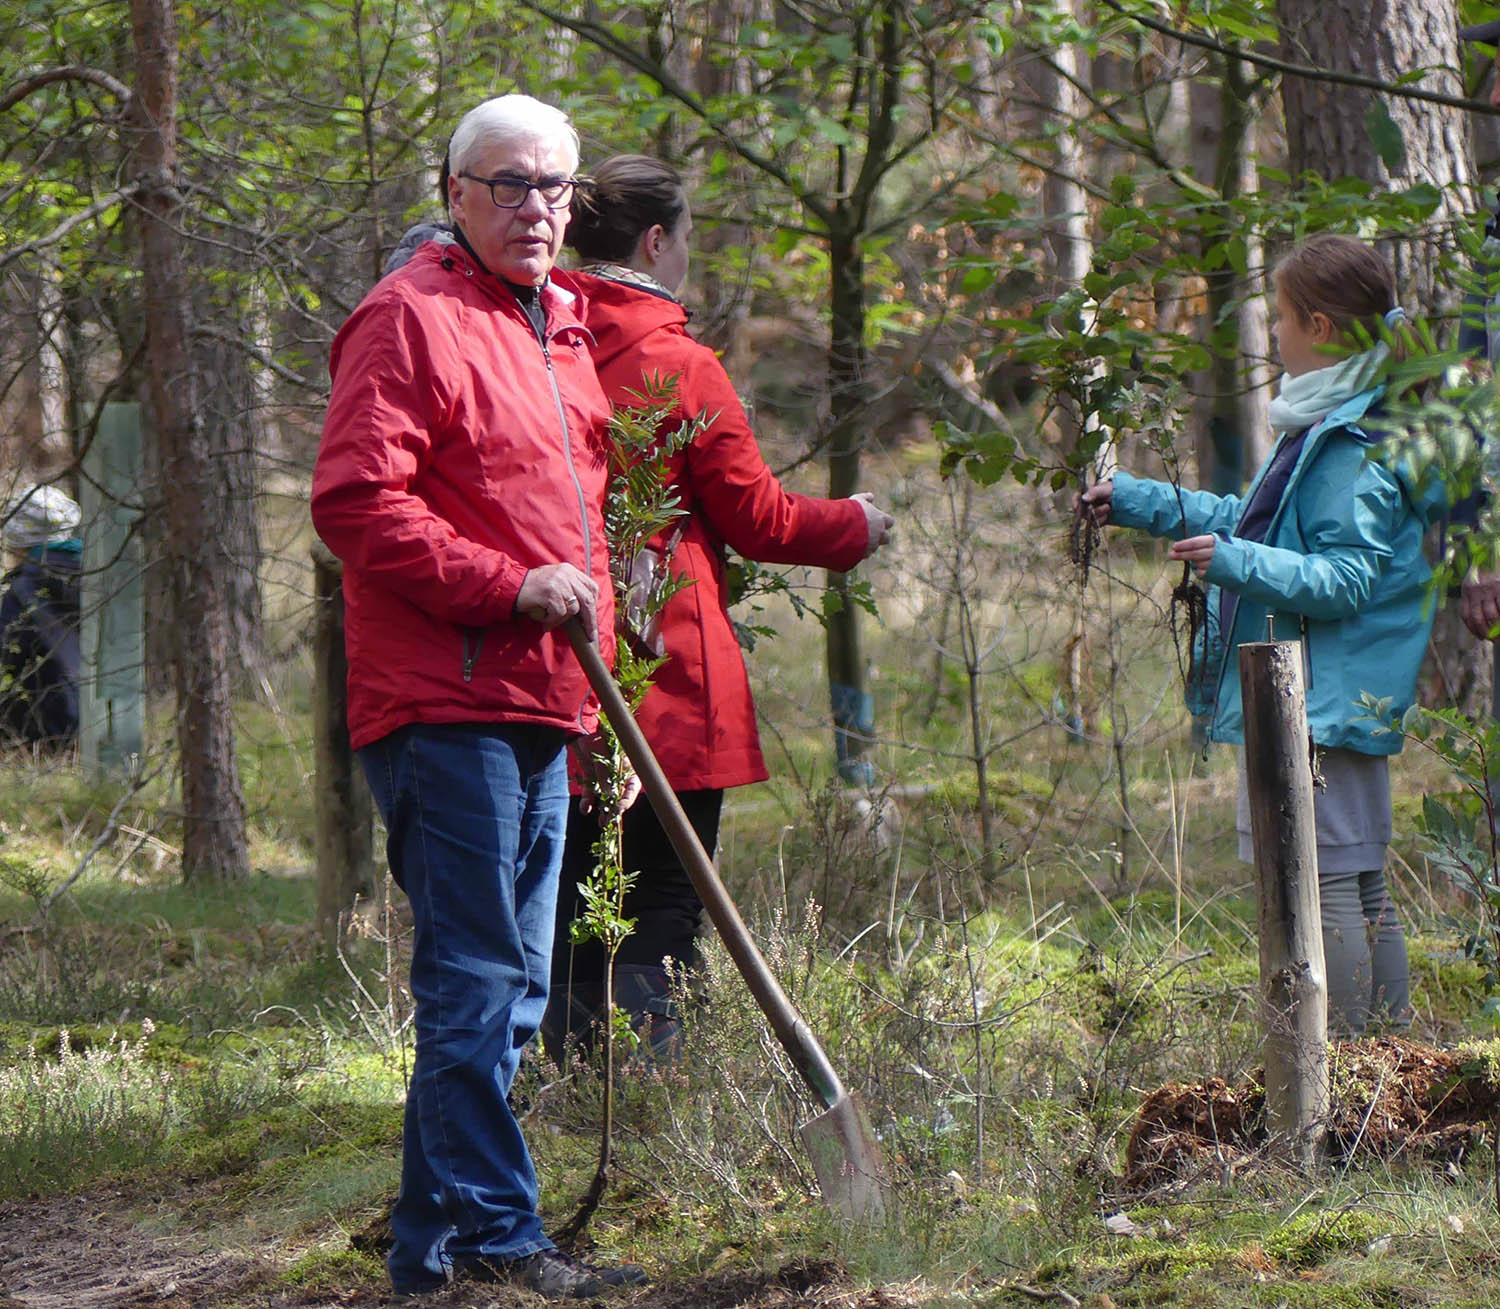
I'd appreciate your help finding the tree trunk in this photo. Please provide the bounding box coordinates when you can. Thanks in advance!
[825,219,874,784]
[129,0,250,882]
[194,321,264,679]
[1277,0,1485,713]
[1240,639,1328,1170]
[1194,56,1272,495]
[1277,0,1472,310]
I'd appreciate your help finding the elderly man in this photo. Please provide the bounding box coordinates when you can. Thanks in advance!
[312,95,645,1300]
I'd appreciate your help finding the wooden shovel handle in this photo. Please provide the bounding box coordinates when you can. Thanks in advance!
[564,617,846,1111]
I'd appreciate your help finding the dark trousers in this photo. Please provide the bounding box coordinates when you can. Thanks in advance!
[550,787,723,995]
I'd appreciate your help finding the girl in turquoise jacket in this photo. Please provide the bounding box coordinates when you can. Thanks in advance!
[1082,234,1446,1035]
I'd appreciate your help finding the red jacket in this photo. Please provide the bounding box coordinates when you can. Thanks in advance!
[575,272,867,790]
[313,244,614,750]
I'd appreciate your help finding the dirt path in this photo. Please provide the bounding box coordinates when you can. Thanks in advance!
[0,1192,908,1308]
[0,1193,270,1309]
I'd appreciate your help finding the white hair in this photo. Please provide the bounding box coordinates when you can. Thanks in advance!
[448,94,579,176]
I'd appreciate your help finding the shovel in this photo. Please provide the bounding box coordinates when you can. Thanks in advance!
[563,616,890,1223]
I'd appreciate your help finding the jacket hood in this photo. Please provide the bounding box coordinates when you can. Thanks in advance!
[569,271,688,374]
[1319,385,1453,529]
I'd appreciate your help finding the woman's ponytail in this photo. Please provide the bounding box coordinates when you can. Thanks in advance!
[565,154,686,263]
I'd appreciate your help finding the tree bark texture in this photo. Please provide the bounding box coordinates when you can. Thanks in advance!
[193,313,264,679]
[1192,61,1272,494]
[1239,640,1328,1170]
[312,545,373,945]
[1279,0,1484,713]
[1277,0,1472,311]
[129,0,250,882]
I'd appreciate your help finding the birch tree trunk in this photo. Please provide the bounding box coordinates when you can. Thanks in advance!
[1192,56,1272,494]
[129,0,250,882]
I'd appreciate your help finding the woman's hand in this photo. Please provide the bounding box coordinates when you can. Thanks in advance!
[852,492,895,560]
[571,732,643,821]
[1169,534,1217,576]
[1076,480,1113,525]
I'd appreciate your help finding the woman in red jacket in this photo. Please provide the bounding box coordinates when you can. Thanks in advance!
[545,154,894,1057]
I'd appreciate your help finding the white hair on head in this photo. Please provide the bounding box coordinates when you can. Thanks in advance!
[448,94,580,176]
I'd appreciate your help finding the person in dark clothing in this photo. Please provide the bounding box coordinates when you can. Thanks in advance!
[0,484,82,749]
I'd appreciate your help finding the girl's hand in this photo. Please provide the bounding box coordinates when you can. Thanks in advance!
[1076,480,1113,525]
[1170,534,1216,576]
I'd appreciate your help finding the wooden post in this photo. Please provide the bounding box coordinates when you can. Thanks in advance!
[79,402,147,776]
[312,543,374,947]
[1239,639,1328,1169]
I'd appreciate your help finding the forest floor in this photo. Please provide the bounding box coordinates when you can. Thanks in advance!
[7,1036,1500,1308]
[0,1187,902,1308]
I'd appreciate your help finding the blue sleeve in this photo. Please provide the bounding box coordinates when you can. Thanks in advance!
[1202,436,1404,619]
[1111,469,1244,539]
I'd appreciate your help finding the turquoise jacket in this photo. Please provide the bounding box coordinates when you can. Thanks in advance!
[1110,387,1446,754]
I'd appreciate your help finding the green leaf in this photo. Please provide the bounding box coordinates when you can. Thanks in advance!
[960,263,997,296]
[1365,99,1407,173]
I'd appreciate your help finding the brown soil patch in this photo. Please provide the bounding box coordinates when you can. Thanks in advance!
[0,1192,268,1308]
[1124,1035,1500,1191]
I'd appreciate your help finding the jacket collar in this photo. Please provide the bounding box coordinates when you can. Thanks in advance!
[1307,384,1385,439]
[1233,385,1386,537]
[424,241,589,335]
[577,261,680,305]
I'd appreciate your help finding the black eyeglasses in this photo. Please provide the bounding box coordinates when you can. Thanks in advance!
[458,171,576,210]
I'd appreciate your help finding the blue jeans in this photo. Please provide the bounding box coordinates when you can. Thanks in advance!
[359,722,569,1293]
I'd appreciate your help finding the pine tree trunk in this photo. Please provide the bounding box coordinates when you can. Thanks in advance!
[1277,0,1472,310]
[1278,0,1486,713]
[129,0,250,882]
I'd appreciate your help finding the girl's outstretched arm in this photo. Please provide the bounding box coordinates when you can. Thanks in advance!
[1109,471,1244,540]
[1199,445,1410,618]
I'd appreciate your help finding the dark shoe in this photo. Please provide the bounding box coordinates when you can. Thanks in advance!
[455,1248,649,1299]
[614,964,682,1061]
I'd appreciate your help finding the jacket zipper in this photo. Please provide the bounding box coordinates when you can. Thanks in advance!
[1206,427,1317,710]
[520,297,595,733]
[462,628,483,682]
[541,337,594,584]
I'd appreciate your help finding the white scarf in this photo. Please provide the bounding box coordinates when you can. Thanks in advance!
[1267,342,1390,435]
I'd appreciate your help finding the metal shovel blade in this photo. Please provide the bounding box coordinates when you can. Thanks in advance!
[798,1090,888,1223]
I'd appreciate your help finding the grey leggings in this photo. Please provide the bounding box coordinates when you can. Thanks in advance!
[1320,863,1409,1036]
[1237,748,1408,1035]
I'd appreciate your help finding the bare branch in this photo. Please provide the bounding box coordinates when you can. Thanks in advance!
[0,64,132,114]
[0,181,144,271]
[1098,0,1496,115]
[517,0,833,227]
[193,322,322,394]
